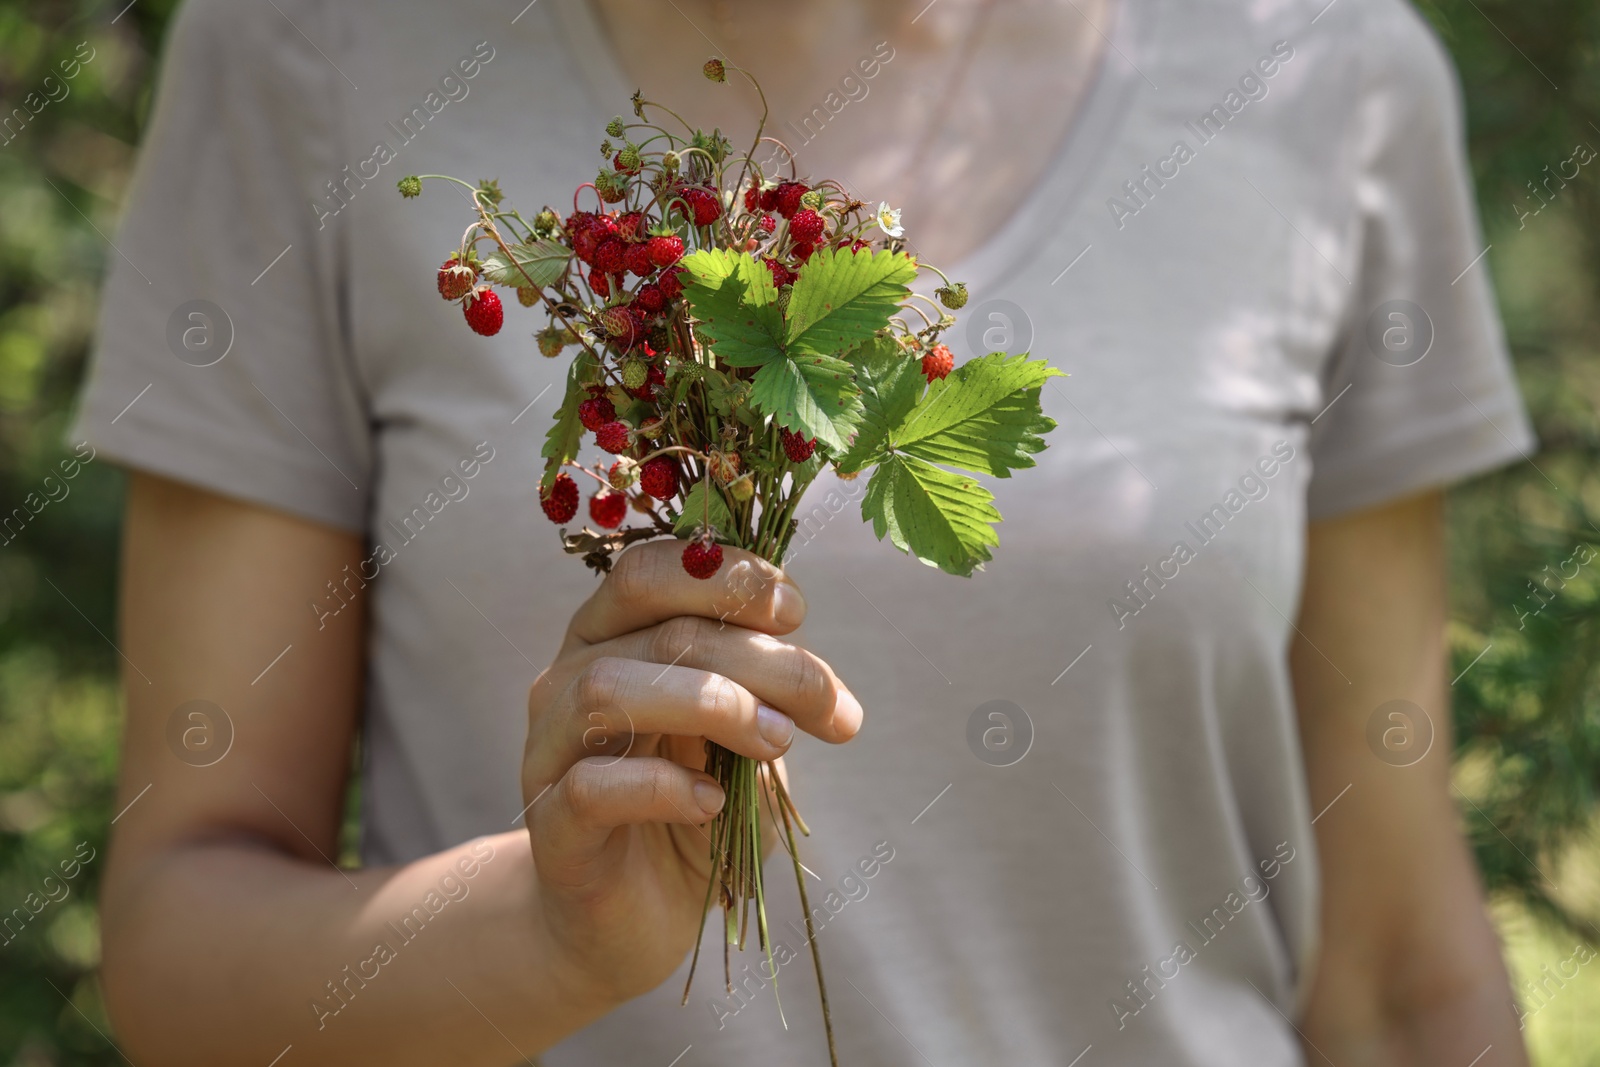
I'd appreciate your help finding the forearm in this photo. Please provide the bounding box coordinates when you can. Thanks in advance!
[101,830,611,1066]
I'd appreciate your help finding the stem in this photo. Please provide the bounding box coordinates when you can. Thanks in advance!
[774,764,838,1067]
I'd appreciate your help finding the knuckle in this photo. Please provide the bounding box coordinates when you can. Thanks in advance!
[574,657,628,714]
[785,651,834,711]
[608,545,660,613]
[651,615,704,665]
[705,673,743,729]
[562,760,605,823]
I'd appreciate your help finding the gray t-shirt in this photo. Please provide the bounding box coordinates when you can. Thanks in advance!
[72,0,1535,1062]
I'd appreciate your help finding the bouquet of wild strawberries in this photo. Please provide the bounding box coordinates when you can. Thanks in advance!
[399,58,1060,1064]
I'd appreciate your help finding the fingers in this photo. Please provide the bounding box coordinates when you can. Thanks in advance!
[525,657,799,795]
[606,615,862,743]
[530,756,724,877]
[569,540,806,646]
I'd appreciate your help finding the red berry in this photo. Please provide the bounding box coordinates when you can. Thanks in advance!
[647,233,685,268]
[791,241,815,263]
[578,396,615,432]
[775,181,808,219]
[759,214,777,234]
[589,490,628,529]
[658,269,685,302]
[759,186,780,211]
[616,211,645,239]
[624,242,656,277]
[636,283,665,313]
[678,186,722,226]
[540,473,579,524]
[437,256,476,300]
[762,256,796,288]
[639,455,678,500]
[594,238,626,276]
[681,539,724,580]
[922,343,955,383]
[595,420,632,454]
[589,269,611,298]
[743,184,761,212]
[789,209,825,244]
[781,428,815,462]
[463,287,503,336]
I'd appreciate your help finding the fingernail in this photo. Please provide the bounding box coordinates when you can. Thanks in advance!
[773,582,806,626]
[831,689,864,737]
[756,704,795,749]
[693,780,726,815]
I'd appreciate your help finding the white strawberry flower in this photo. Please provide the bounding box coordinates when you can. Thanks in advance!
[874,202,904,238]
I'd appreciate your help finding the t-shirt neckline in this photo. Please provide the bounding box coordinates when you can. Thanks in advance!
[548,0,1156,294]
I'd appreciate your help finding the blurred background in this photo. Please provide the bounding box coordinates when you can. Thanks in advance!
[0,0,1596,1062]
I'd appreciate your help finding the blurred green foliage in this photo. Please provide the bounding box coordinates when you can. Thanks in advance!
[0,1,1595,1063]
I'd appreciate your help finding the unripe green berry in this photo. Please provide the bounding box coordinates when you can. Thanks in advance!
[936,282,969,309]
[396,175,422,198]
[606,116,627,138]
[621,359,649,389]
[703,57,727,82]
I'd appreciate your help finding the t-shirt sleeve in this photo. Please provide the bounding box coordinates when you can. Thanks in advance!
[67,0,371,533]
[1305,8,1535,521]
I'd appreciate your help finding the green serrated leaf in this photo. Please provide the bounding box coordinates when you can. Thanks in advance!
[894,352,1063,478]
[786,248,918,358]
[680,249,785,366]
[834,335,925,474]
[481,239,572,288]
[749,351,862,451]
[674,478,735,537]
[540,351,601,489]
[860,454,1001,577]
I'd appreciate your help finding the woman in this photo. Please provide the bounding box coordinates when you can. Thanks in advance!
[75,0,1533,1063]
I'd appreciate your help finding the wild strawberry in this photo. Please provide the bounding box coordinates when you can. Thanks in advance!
[935,283,969,309]
[613,143,642,175]
[639,455,678,499]
[791,241,815,262]
[759,214,777,234]
[789,209,825,244]
[437,256,476,300]
[678,185,722,226]
[573,226,602,264]
[597,306,632,338]
[463,287,503,336]
[615,211,646,240]
[589,490,628,529]
[682,537,723,580]
[624,243,656,277]
[743,184,761,212]
[658,269,685,301]
[637,416,666,439]
[636,283,665,313]
[922,343,955,382]
[621,359,649,390]
[578,395,615,431]
[595,421,632,454]
[536,325,569,358]
[540,473,579,524]
[647,232,685,268]
[629,362,665,401]
[594,238,627,276]
[781,428,815,462]
[728,475,754,502]
[762,256,796,288]
[608,457,639,489]
[595,168,628,203]
[517,286,539,307]
[775,181,808,219]
[589,269,611,299]
[759,185,780,211]
[708,449,741,484]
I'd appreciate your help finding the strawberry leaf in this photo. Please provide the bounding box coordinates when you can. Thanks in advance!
[860,454,1001,577]
[481,239,572,288]
[540,350,601,490]
[749,351,861,451]
[673,478,735,537]
[786,248,919,358]
[679,249,785,366]
[834,335,925,474]
[894,352,1062,477]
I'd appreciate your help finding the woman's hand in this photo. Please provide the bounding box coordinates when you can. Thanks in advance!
[521,540,863,1009]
